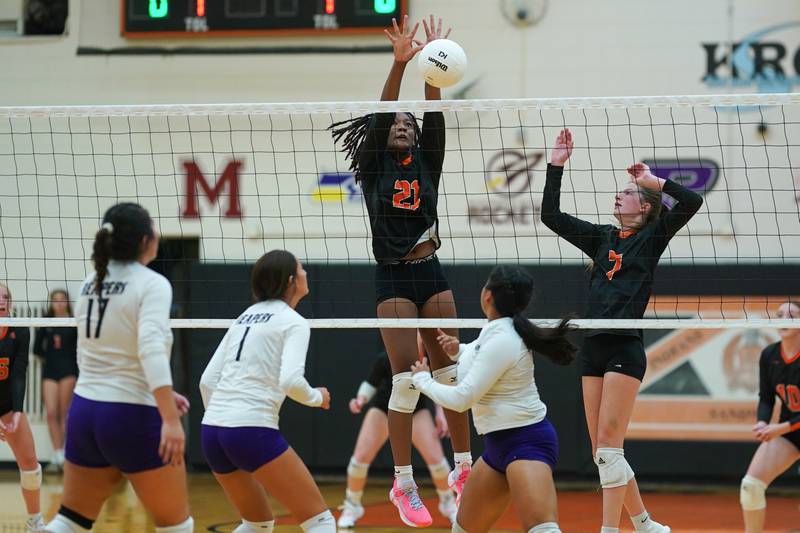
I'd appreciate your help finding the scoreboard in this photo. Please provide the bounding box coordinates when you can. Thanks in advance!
[122,0,407,37]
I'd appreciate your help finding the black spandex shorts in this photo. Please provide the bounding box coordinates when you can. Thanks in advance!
[781,428,800,451]
[375,254,450,309]
[42,359,78,382]
[579,333,647,381]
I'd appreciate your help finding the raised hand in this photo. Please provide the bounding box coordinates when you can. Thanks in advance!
[627,162,665,191]
[422,14,451,44]
[384,15,424,63]
[436,328,460,358]
[550,128,573,166]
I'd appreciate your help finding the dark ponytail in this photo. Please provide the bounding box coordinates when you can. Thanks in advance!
[485,265,576,366]
[251,249,298,302]
[92,202,154,294]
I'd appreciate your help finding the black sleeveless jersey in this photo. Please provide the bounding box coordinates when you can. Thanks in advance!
[541,164,703,337]
[0,327,30,413]
[358,112,446,264]
[757,342,800,432]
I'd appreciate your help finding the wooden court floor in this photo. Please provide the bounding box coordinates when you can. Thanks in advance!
[0,472,797,532]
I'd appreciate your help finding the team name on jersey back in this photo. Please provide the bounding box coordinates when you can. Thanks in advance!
[80,280,128,296]
[236,312,274,325]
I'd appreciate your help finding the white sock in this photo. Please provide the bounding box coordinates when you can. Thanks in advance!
[394,465,414,487]
[600,528,620,533]
[453,452,472,472]
[45,514,90,533]
[155,516,194,532]
[631,511,651,530]
[345,488,363,506]
[529,522,561,533]
[233,519,275,532]
[299,510,336,533]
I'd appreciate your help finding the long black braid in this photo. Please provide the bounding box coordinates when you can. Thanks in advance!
[329,113,422,183]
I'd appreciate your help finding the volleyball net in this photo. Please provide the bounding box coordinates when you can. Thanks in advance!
[0,93,798,330]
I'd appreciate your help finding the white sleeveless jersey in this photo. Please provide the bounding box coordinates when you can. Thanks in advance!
[412,317,547,435]
[200,299,322,429]
[74,260,174,407]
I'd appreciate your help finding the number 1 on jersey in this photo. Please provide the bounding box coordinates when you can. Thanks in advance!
[607,250,623,280]
[235,327,251,361]
[86,297,109,338]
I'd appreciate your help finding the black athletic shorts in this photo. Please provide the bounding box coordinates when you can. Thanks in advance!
[781,428,800,451]
[42,359,78,382]
[375,254,450,309]
[579,333,647,381]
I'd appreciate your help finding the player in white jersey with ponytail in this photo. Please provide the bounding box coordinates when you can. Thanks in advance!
[45,202,192,533]
[411,265,576,533]
[200,249,336,533]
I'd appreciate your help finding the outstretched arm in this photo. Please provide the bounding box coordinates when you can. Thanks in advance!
[420,15,450,172]
[381,15,424,101]
[541,128,603,257]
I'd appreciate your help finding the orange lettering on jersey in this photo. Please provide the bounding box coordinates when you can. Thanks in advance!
[787,385,800,412]
[392,179,421,211]
[607,250,623,280]
[777,383,787,404]
[0,357,8,381]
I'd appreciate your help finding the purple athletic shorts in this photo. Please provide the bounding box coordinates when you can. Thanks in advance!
[201,424,289,474]
[481,418,559,473]
[65,394,166,473]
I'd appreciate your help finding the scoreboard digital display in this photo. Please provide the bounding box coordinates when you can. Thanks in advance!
[122,0,407,37]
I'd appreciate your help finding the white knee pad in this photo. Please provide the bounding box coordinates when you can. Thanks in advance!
[432,364,458,385]
[428,458,451,481]
[740,475,767,511]
[389,372,421,414]
[529,522,562,533]
[451,520,468,533]
[155,517,194,532]
[300,510,335,533]
[347,456,369,479]
[233,519,275,532]
[595,448,634,489]
[20,463,41,491]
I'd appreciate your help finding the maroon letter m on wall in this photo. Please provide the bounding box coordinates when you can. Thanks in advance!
[182,161,243,218]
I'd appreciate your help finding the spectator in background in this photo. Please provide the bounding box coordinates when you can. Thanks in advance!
[33,289,77,473]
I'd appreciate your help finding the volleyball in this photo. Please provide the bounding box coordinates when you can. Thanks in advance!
[417,38,467,88]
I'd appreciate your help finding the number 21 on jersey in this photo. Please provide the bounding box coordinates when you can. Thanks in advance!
[392,179,420,211]
[606,250,623,280]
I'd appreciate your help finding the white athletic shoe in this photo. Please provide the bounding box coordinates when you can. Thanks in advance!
[26,514,47,533]
[635,517,670,533]
[437,493,458,524]
[337,499,365,528]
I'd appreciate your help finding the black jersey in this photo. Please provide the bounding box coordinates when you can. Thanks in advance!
[0,327,30,413]
[33,326,78,377]
[358,112,446,264]
[541,164,703,337]
[757,342,800,432]
[364,352,425,411]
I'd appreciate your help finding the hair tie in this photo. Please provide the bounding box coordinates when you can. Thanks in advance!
[101,221,114,234]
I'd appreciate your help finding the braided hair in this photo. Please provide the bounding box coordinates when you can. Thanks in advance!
[329,113,422,183]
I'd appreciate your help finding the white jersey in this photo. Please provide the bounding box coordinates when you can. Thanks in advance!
[200,299,322,429]
[74,260,174,407]
[412,317,546,435]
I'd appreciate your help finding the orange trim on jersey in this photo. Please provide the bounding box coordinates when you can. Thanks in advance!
[0,327,7,340]
[790,420,800,432]
[401,154,413,166]
[781,344,800,365]
[618,229,637,239]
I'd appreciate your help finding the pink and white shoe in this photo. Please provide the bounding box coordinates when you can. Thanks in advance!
[448,463,471,506]
[389,480,433,528]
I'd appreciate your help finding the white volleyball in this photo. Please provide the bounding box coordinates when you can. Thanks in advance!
[417,39,467,88]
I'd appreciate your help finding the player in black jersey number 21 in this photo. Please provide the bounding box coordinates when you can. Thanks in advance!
[330,15,471,528]
[741,301,800,533]
[542,128,703,533]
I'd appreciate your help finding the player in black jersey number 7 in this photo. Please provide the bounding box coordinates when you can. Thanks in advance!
[330,14,471,528]
[740,302,800,533]
[541,128,703,533]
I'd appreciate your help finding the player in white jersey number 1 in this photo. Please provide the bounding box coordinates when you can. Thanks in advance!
[200,249,336,533]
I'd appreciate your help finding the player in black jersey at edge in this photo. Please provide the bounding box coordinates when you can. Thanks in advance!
[740,302,800,533]
[330,14,471,527]
[0,283,47,532]
[541,129,703,533]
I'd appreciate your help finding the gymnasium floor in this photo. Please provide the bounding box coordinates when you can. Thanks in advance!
[0,473,797,532]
